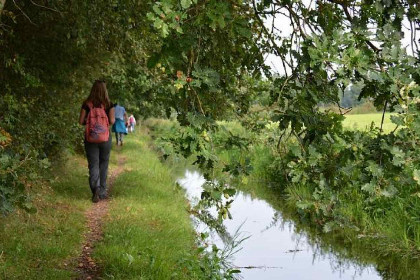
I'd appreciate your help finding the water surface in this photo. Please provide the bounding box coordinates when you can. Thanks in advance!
[178,170,382,280]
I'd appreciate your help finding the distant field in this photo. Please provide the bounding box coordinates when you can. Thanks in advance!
[343,113,398,133]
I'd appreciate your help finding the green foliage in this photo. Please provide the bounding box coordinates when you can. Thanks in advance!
[0,150,34,214]
[178,232,241,280]
[145,0,420,268]
[261,1,420,145]
[0,0,160,212]
[148,118,253,225]
[145,0,266,123]
[200,180,236,221]
[257,82,420,252]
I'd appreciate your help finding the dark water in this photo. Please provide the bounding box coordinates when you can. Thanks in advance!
[178,170,382,280]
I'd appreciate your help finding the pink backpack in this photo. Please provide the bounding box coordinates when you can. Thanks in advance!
[85,102,109,143]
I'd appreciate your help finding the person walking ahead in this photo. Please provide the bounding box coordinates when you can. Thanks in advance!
[112,103,128,145]
[79,80,115,202]
[129,114,136,133]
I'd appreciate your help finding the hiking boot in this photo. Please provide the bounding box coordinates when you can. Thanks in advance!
[99,193,108,200]
[92,189,100,203]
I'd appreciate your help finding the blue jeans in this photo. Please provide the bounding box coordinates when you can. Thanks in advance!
[84,135,112,197]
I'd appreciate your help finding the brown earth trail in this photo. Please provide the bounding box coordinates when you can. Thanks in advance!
[74,154,127,280]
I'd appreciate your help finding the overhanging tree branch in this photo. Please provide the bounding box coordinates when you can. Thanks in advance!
[327,0,381,53]
[12,0,36,25]
[29,0,60,13]
[251,0,292,76]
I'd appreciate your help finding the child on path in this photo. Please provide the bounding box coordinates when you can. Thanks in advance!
[79,80,115,203]
[112,103,128,145]
[129,114,136,133]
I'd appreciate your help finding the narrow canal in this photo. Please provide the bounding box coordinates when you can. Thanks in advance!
[178,169,383,280]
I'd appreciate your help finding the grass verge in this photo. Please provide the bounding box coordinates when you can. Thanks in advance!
[93,129,202,279]
[0,127,204,279]
[0,153,91,279]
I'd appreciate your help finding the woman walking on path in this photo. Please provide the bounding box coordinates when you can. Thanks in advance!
[79,80,115,202]
[112,103,128,145]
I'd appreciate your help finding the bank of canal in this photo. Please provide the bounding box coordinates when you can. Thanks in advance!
[177,169,412,280]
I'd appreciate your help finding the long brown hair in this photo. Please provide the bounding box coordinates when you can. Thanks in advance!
[85,80,111,109]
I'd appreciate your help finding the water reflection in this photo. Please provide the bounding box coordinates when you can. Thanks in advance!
[178,170,382,280]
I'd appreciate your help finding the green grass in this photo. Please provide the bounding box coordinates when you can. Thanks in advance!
[94,129,200,280]
[343,113,397,133]
[0,128,201,279]
[0,153,91,279]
